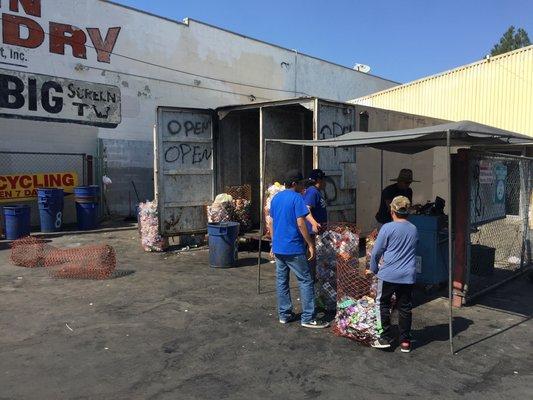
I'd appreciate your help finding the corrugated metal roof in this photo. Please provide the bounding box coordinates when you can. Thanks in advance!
[351,46,533,136]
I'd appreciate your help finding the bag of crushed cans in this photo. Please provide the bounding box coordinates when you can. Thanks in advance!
[331,226,382,345]
[138,200,168,252]
[315,223,360,312]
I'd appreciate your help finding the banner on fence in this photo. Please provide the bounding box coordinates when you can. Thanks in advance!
[0,172,78,202]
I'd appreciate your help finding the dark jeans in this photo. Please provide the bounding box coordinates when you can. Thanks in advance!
[376,279,413,342]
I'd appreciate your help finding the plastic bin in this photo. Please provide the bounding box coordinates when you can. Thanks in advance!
[37,188,64,233]
[3,205,31,240]
[208,222,240,268]
[74,186,100,230]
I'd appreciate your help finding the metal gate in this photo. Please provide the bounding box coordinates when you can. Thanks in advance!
[466,151,533,300]
[155,107,215,236]
[0,151,88,226]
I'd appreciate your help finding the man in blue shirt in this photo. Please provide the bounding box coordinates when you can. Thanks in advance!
[304,169,328,283]
[269,170,329,329]
[370,196,418,353]
[304,169,328,233]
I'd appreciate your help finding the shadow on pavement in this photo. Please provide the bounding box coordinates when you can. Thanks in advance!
[412,316,474,350]
[454,316,531,353]
[237,257,270,268]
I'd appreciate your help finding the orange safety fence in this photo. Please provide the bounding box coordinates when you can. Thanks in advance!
[10,236,116,280]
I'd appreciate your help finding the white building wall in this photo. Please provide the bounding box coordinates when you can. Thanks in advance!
[0,0,396,213]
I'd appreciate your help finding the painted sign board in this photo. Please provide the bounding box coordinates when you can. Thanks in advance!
[0,172,78,202]
[470,159,507,226]
[0,68,121,127]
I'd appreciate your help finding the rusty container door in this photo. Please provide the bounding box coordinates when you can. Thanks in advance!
[315,100,357,223]
[155,107,214,236]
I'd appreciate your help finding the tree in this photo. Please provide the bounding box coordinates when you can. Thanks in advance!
[490,26,531,56]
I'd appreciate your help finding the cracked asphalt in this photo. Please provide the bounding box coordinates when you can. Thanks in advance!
[0,221,531,399]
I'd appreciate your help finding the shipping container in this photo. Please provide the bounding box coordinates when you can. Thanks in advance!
[154,98,445,236]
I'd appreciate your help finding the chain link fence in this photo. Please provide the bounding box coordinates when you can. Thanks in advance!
[466,151,532,299]
[0,151,88,228]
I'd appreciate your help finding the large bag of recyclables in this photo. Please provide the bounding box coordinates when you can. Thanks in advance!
[332,225,381,345]
[264,182,285,236]
[208,193,236,223]
[138,201,168,252]
[315,224,360,311]
[208,193,252,232]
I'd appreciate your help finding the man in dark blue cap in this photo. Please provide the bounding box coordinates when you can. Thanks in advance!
[304,169,328,233]
[304,169,328,282]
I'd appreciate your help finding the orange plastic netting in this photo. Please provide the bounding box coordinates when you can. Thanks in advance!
[10,236,116,280]
[330,225,380,345]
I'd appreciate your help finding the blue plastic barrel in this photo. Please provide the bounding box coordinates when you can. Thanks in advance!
[74,186,100,230]
[3,205,31,240]
[208,222,240,268]
[37,188,64,233]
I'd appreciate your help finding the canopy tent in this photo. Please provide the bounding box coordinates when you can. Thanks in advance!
[257,120,533,355]
[266,120,532,153]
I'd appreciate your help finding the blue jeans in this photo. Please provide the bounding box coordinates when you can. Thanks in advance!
[275,254,315,324]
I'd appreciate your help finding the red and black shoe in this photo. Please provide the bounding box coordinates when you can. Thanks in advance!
[400,340,411,353]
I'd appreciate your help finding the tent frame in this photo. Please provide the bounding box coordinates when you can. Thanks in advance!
[256,122,533,355]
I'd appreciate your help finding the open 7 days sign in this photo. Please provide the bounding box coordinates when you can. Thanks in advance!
[0,68,121,127]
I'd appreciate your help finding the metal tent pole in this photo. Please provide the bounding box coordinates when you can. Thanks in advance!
[447,130,455,355]
[257,135,267,295]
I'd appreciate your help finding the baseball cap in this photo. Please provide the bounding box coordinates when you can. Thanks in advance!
[309,169,326,181]
[283,169,305,186]
[390,196,411,215]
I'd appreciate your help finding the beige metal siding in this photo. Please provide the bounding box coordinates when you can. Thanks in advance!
[353,46,533,136]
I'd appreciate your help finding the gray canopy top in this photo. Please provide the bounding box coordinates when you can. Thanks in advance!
[269,120,532,154]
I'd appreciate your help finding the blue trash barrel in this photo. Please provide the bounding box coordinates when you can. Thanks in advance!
[208,222,240,268]
[3,205,31,240]
[37,188,64,233]
[74,185,100,230]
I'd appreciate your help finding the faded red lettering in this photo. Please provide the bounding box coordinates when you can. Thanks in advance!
[0,177,7,190]
[2,13,44,49]
[32,174,41,188]
[19,175,32,189]
[49,22,87,59]
[6,175,19,189]
[62,174,74,186]
[9,0,41,17]
[50,174,61,187]
[87,27,121,63]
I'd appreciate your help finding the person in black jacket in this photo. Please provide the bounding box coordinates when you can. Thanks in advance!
[375,169,418,225]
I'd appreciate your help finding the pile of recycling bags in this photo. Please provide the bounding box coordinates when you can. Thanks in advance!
[316,226,360,311]
[138,201,168,252]
[208,193,252,232]
[207,194,236,223]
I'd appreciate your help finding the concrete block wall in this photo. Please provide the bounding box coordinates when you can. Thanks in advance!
[102,139,154,215]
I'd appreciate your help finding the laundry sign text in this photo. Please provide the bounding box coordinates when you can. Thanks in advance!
[0,0,121,64]
[0,68,121,127]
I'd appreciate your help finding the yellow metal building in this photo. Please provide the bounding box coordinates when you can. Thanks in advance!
[352,45,533,136]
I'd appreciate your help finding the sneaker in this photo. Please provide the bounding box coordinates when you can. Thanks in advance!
[400,340,411,353]
[301,320,330,329]
[371,338,391,349]
[279,313,298,324]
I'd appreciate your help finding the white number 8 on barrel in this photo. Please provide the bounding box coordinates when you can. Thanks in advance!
[55,212,62,229]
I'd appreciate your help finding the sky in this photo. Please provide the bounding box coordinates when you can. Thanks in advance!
[115,0,533,83]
